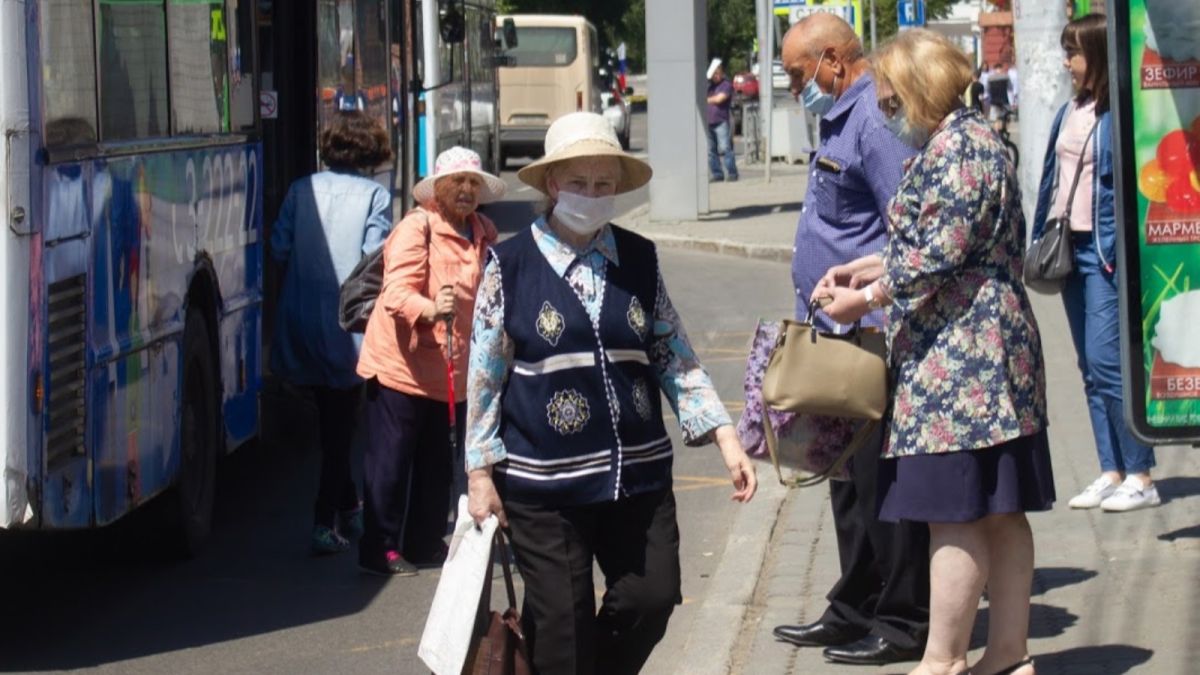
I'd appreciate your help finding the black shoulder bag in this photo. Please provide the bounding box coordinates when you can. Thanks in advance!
[1023,119,1099,294]
[338,209,430,332]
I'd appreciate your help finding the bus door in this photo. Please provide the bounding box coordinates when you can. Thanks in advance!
[260,0,397,228]
[259,0,402,340]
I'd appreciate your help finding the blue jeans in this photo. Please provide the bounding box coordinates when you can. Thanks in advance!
[1061,235,1155,474]
[706,121,738,179]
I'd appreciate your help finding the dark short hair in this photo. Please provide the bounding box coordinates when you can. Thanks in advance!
[319,111,393,171]
[1062,13,1110,113]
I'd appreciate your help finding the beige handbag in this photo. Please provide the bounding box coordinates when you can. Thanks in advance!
[761,303,888,487]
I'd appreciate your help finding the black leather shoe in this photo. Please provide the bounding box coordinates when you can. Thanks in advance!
[822,635,924,665]
[773,622,866,648]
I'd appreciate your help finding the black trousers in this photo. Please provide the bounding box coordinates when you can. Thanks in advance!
[309,384,362,528]
[502,489,682,675]
[820,428,931,649]
[360,380,465,562]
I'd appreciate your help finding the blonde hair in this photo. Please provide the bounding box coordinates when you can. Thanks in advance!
[871,29,974,133]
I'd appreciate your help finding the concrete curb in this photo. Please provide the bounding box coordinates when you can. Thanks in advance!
[673,477,789,675]
[615,203,793,264]
[640,233,793,264]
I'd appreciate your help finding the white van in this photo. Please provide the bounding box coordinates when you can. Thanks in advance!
[496,14,603,163]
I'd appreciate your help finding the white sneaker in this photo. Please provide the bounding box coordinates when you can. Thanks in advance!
[1068,476,1120,509]
[1100,476,1162,512]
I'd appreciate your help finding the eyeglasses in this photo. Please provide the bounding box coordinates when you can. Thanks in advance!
[878,95,901,118]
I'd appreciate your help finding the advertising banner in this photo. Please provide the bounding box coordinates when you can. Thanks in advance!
[774,0,865,38]
[1110,0,1200,443]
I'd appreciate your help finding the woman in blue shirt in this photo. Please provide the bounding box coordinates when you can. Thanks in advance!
[270,111,393,554]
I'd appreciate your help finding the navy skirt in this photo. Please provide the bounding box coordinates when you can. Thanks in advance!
[877,430,1056,523]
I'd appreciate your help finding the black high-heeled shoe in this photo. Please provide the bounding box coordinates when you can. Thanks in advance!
[992,658,1034,675]
[955,656,1035,675]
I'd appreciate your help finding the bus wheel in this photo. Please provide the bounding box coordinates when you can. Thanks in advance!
[172,311,219,557]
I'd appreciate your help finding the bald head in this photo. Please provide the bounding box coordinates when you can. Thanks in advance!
[784,13,863,62]
[781,13,868,102]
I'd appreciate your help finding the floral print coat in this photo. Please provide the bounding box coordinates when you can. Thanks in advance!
[881,108,1047,459]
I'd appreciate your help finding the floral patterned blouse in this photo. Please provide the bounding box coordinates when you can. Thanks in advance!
[881,108,1047,459]
[464,218,731,471]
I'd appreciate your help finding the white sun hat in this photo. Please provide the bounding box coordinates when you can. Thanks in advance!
[412,146,506,205]
[516,112,652,195]
[706,58,723,80]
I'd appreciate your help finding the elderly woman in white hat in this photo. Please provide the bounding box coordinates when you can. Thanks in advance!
[356,146,505,576]
[463,112,757,673]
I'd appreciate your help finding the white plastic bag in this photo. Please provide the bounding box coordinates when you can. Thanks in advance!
[418,495,499,674]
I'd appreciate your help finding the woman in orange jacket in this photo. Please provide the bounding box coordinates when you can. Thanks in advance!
[356,147,505,575]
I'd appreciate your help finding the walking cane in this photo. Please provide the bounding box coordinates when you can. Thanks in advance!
[443,311,457,468]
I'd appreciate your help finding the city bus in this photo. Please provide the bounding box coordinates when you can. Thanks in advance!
[0,0,459,553]
[496,14,604,164]
[416,0,504,178]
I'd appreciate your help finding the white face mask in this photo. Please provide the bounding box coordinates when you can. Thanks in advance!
[551,191,616,236]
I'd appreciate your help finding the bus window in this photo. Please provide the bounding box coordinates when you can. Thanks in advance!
[317,0,357,131]
[355,0,390,129]
[40,0,98,147]
[97,0,170,141]
[167,0,231,134]
[507,26,576,67]
[229,0,256,131]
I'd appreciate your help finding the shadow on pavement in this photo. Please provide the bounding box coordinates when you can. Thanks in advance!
[1151,475,1200,504]
[970,603,1079,649]
[1033,566,1099,595]
[704,201,804,221]
[0,389,385,671]
[1158,523,1200,542]
[1034,644,1154,673]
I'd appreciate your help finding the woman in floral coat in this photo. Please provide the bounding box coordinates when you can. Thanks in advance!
[815,30,1054,675]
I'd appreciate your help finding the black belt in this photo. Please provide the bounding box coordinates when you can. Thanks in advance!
[1069,231,1093,245]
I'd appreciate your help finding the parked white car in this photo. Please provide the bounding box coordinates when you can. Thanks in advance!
[599,67,632,149]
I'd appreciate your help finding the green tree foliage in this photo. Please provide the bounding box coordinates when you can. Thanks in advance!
[495,0,964,75]
[708,0,757,73]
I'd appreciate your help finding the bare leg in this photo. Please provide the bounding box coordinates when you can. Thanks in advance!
[908,521,989,675]
[971,514,1035,675]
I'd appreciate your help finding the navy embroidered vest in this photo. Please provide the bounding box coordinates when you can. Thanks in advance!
[493,226,673,507]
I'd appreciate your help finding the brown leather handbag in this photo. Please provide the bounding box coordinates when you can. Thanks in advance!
[760,301,889,487]
[464,531,530,675]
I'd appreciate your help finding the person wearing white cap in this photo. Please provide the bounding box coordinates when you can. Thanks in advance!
[355,146,505,575]
[705,57,739,182]
[462,112,758,673]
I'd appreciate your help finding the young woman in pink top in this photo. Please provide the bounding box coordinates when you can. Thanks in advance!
[355,147,506,575]
[1031,14,1160,514]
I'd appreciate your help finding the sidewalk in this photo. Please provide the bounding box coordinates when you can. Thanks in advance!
[614,160,806,263]
[619,168,1200,675]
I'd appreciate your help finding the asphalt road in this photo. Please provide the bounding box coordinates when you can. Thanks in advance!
[0,110,799,674]
[0,247,793,675]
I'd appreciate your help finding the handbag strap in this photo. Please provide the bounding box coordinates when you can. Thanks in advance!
[762,412,878,488]
[1058,118,1099,222]
[494,529,519,610]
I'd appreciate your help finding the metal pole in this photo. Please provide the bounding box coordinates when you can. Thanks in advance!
[1012,0,1071,225]
[870,0,877,50]
[763,2,775,183]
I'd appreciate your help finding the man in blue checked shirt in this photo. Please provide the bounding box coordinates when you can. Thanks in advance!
[770,13,931,667]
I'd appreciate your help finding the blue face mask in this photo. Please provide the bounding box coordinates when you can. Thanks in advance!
[884,109,930,148]
[801,58,836,115]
